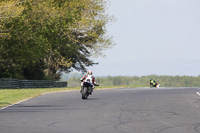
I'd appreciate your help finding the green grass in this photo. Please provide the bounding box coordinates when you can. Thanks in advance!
[0,85,141,109]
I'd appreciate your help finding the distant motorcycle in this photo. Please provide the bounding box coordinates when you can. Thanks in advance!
[150,83,160,88]
[81,81,99,99]
[150,79,160,88]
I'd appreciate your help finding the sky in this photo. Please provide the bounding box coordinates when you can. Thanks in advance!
[87,0,200,77]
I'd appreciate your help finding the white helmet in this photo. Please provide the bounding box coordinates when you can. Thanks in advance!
[87,70,93,75]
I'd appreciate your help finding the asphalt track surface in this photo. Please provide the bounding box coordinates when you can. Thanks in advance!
[1,87,200,133]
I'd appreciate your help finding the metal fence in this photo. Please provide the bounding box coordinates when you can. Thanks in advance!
[0,79,67,89]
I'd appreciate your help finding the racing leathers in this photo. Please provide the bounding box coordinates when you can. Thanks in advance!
[80,75,96,92]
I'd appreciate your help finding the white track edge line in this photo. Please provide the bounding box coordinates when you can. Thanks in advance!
[196,92,200,96]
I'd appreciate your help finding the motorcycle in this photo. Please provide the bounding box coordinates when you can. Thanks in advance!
[81,81,99,99]
[150,79,160,88]
[150,82,160,88]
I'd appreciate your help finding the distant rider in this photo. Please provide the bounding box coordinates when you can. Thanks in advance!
[150,79,156,88]
[80,70,96,92]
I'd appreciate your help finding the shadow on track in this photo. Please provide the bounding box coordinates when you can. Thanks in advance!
[83,98,102,100]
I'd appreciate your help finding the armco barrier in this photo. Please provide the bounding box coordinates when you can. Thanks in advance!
[0,79,19,89]
[0,79,67,89]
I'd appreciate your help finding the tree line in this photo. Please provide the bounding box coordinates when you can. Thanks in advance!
[0,0,114,80]
[66,75,200,87]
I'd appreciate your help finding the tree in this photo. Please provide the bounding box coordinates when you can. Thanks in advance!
[0,0,114,80]
[0,0,24,38]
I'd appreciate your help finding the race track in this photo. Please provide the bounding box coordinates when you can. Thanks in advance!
[1,87,200,133]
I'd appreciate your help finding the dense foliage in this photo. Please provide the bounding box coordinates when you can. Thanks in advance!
[66,74,200,87]
[0,0,114,80]
[96,75,200,87]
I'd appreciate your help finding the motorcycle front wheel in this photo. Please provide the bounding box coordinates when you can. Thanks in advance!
[82,87,88,99]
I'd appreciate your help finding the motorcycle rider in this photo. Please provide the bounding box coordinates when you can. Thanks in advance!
[80,70,96,93]
[150,79,156,87]
[150,79,159,87]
